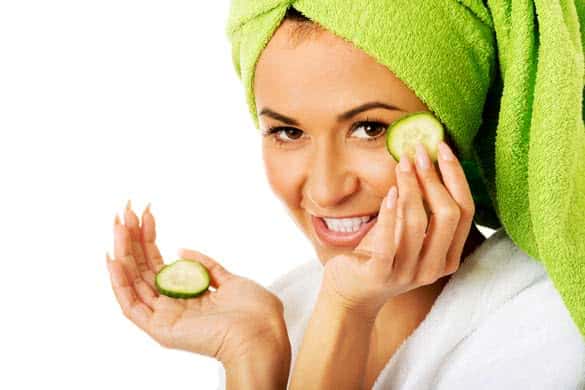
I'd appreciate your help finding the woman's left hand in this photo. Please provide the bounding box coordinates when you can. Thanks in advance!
[321,142,476,318]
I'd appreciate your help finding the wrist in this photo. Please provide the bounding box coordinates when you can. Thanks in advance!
[318,283,382,324]
[223,336,291,369]
[222,318,291,368]
[223,331,291,390]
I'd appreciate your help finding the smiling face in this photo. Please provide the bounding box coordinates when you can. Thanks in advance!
[254,19,432,265]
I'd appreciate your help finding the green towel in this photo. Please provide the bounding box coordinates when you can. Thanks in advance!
[225,0,585,340]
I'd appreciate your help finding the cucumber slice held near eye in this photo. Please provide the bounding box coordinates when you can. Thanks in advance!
[155,259,211,299]
[385,111,445,162]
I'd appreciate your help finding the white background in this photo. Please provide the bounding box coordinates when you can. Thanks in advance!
[0,1,494,389]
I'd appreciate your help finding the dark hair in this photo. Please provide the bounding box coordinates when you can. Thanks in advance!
[283,7,321,45]
[284,7,311,22]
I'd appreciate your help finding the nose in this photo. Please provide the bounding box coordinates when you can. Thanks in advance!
[304,140,358,210]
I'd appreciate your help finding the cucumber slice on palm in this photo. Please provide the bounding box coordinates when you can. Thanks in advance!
[155,259,211,299]
[385,111,445,162]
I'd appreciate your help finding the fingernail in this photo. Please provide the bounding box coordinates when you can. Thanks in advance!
[126,199,132,211]
[385,186,397,208]
[415,143,430,170]
[438,142,455,161]
[141,203,151,222]
[399,153,412,172]
[114,213,121,226]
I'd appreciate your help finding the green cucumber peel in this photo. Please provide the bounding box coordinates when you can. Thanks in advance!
[155,259,211,299]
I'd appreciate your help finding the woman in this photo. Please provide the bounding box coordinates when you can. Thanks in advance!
[107,3,585,389]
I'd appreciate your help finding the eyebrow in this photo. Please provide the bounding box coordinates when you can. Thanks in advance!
[259,101,402,126]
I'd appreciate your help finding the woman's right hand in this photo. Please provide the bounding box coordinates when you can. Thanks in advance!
[320,144,475,318]
[106,202,290,367]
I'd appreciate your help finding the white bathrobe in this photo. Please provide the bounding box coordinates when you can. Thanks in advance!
[216,228,585,389]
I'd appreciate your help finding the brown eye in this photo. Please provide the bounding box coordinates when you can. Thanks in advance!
[267,127,304,142]
[281,128,303,140]
[351,121,387,141]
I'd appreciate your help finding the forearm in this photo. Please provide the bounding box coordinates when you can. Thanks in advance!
[224,350,290,390]
[224,324,292,390]
[289,287,376,390]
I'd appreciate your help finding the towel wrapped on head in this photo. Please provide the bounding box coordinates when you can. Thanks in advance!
[225,0,585,340]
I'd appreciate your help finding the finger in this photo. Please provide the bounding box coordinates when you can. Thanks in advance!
[390,152,428,280]
[355,185,398,277]
[436,142,476,272]
[177,248,233,288]
[108,249,157,310]
[134,277,157,309]
[141,203,165,274]
[123,200,153,281]
[114,215,160,300]
[413,142,460,283]
[107,253,153,333]
[140,268,158,294]
[114,214,139,283]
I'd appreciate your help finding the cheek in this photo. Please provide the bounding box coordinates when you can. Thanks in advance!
[349,148,397,197]
[262,147,306,206]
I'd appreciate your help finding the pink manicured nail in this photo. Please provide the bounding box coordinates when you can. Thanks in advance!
[399,153,412,172]
[415,143,430,170]
[438,142,455,161]
[386,186,397,208]
[142,202,151,219]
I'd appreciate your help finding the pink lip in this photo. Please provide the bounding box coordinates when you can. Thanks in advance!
[314,212,378,219]
[311,215,378,247]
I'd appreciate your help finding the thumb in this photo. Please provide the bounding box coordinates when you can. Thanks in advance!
[354,186,399,263]
[177,248,233,288]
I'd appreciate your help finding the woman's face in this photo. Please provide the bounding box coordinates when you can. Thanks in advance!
[254,20,431,265]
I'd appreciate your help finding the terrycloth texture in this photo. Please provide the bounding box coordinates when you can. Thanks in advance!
[215,229,585,389]
[225,0,585,340]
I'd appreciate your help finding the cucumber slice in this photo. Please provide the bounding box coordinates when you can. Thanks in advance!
[385,111,445,162]
[155,259,210,299]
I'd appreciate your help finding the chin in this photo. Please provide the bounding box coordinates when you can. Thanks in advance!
[306,216,353,265]
[292,209,362,265]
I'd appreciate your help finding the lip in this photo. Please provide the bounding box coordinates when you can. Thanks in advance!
[313,212,379,219]
[311,214,378,247]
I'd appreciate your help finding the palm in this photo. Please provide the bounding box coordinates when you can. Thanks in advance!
[324,254,376,302]
[150,275,282,359]
[323,251,412,312]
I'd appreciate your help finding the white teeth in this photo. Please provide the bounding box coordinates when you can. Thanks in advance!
[322,216,373,233]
